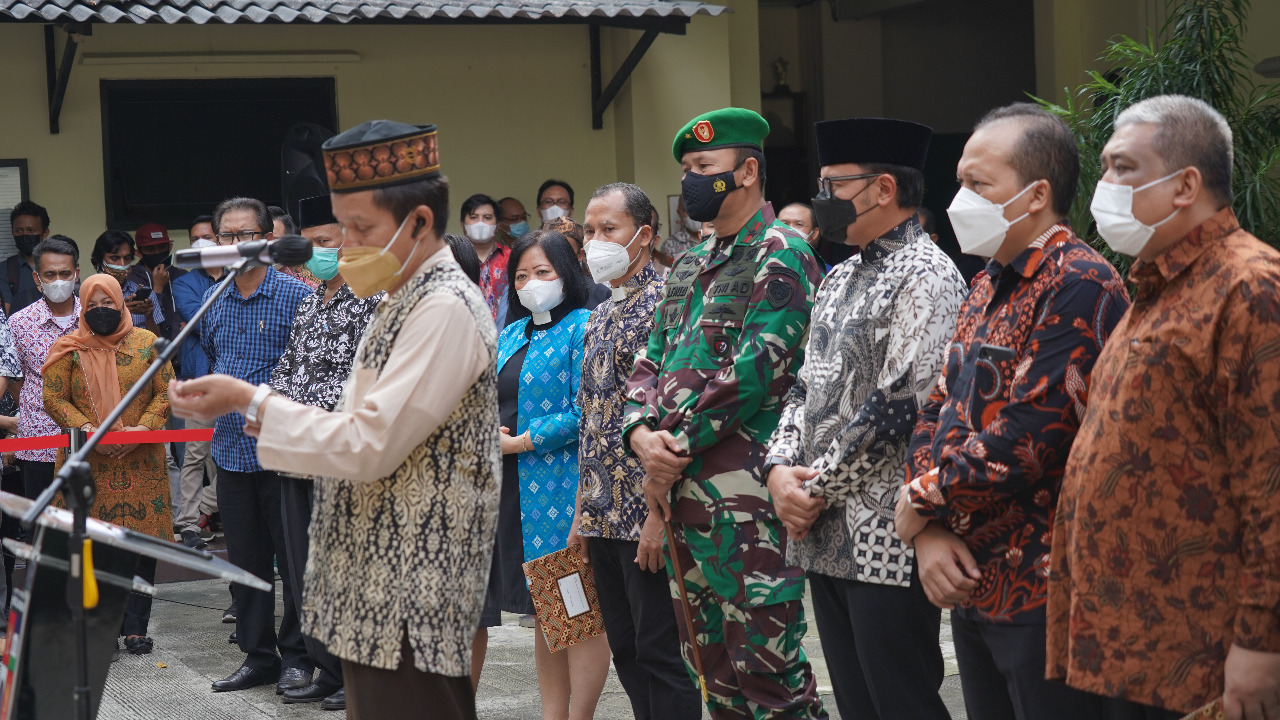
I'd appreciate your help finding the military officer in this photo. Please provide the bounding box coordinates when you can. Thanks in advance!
[623,107,827,719]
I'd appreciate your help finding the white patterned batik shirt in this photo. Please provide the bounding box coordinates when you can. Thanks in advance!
[767,217,966,586]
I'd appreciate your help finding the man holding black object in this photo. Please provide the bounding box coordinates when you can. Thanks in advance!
[895,104,1130,719]
[171,120,500,720]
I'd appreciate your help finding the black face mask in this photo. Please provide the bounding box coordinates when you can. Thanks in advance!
[13,234,41,257]
[811,179,878,243]
[84,307,122,336]
[681,159,746,223]
[140,252,170,269]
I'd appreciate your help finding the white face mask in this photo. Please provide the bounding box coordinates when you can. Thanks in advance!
[517,277,565,323]
[683,216,701,233]
[464,222,496,244]
[1090,170,1184,257]
[585,225,644,285]
[41,278,76,304]
[946,182,1036,258]
[191,238,217,250]
[540,205,569,223]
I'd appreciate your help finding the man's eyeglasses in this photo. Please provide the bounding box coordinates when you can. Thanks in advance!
[215,230,266,244]
[816,172,881,196]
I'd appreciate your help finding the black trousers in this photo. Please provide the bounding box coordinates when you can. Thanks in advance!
[217,467,306,674]
[0,466,21,610]
[122,557,157,637]
[952,614,1129,720]
[808,571,951,720]
[16,460,55,612]
[280,473,343,690]
[20,459,54,501]
[589,537,702,720]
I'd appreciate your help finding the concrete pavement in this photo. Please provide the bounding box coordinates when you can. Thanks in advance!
[94,578,967,719]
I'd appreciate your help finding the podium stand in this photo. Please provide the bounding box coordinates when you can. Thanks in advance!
[0,492,271,720]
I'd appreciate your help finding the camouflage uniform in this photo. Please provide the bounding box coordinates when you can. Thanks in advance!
[623,207,826,719]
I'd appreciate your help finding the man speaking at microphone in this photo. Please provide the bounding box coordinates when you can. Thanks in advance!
[198,197,313,694]
[171,121,499,720]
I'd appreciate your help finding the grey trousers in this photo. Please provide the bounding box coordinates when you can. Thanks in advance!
[175,416,217,531]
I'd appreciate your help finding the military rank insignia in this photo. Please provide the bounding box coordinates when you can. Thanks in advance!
[693,120,714,143]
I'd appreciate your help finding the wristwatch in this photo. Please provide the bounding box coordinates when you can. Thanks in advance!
[245,383,275,425]
[763,454,794,475]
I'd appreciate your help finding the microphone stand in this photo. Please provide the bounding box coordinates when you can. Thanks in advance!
[21,258,250,720]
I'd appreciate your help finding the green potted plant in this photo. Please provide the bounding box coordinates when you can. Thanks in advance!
[1036,0,1280,273]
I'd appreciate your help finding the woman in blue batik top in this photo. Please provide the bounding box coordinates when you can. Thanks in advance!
[477,228,609,719]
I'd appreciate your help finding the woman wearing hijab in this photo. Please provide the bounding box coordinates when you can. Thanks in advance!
[42,274,176,655]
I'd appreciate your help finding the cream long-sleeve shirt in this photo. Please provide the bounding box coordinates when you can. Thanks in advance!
[256,246,490,479]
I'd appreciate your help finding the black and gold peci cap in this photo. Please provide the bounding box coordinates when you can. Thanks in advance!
[813,118,932,171]
[322,120,441,193]
[297,194,337,229]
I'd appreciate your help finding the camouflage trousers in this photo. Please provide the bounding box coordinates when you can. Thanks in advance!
[666,519,827,719]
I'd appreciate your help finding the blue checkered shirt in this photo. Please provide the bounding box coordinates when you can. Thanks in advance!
[201,267,311,472]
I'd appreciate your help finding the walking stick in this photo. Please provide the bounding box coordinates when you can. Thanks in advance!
[663,515,709,704]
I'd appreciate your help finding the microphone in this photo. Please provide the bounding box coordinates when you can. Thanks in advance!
[174,234,314,270]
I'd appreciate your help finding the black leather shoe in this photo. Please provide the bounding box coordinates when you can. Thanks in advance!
[282,682,340,704]
[275,666,313,695]
[212,665,279,692]
[123,636,153,654]
[228,631,237,644]
[320,688,346,711]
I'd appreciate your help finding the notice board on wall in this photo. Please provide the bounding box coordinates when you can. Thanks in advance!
[0,160,31,262]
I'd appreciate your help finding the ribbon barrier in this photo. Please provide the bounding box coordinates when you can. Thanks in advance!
[0,429,214,453]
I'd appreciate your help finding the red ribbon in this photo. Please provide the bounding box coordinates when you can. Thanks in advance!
[0,429,214,452]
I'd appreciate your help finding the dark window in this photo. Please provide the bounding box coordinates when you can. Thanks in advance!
[101,78,337,229]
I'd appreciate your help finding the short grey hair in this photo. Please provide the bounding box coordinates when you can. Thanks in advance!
[212,197,271,234]
[1115,95,1233,204]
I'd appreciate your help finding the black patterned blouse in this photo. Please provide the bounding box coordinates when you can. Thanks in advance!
[269,282,381,410]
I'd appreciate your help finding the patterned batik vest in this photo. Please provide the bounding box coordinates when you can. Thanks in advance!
[305,261,501,676]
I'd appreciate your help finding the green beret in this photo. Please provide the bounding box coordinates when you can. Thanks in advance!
[672,108,770,163]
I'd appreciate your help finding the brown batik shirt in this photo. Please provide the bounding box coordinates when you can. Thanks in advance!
[1047,208,1280,712]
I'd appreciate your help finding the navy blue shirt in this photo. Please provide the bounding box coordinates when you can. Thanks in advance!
[172,268,219,379]
[1,254,39,315]
[202,267,310,472]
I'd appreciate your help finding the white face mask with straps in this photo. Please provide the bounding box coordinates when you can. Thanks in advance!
[517,278,565,324]
[585,225,645,285]
[1090,169,1185,257]
[464,222,496,244]
[540,206,569,223]
[946,182,1037,258]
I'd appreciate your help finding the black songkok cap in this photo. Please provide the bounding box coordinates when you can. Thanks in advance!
[298,195,337,229]
[814,118,932,172]
[322,120,440,193]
